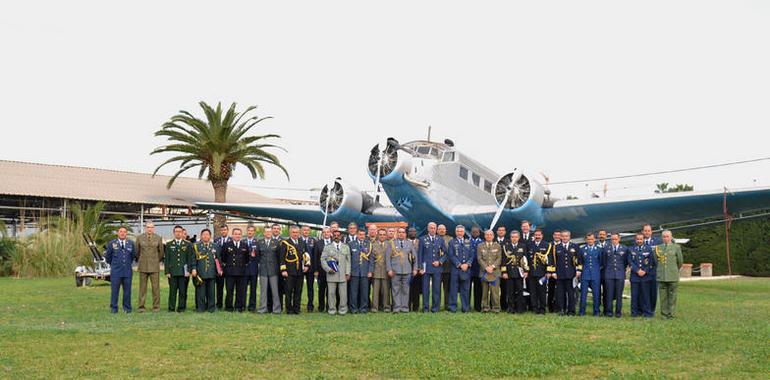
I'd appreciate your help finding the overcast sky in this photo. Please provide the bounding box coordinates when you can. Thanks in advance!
[2,1,769,203]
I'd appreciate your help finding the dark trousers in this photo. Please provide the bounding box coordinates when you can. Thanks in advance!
[246,274,258,311]
[350,276,370,313]
[500,278,509,311]
[527,276,547,314]
[225,275,247,312]
[284,275,303,314]
[448,272,471,312]
[409,273,423,311]
[304,272,315,311]
[195,278,216,312]
[547,277,558,312]
[556,278,575,315]
[168,276,189,312]
[317,273,327,312]
[651,280,658,312]
[505,277,526,313]
[471,276,482,312]
[631,281,654,317]
[422,272,442,312]
[441,272,451,310]
[110,276,132,313]
[215,276,225,309]
[579,278,601,316]
[604,278,624,317]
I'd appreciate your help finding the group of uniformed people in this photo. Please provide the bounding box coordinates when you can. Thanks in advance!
[104,220,684,319]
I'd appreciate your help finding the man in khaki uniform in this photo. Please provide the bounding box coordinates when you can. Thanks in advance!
[370,229,391,313]
[656,230,684,319]
[477,230,502,313]
[135,222,164,312]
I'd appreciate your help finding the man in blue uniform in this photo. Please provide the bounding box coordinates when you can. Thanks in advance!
[642,224,662,313]
[578,233,603,316]
[448,225,474,313]
[630,233,657,318]
[349,229,372,313]
[603,232,628,317]
[104,226,135,313]
[468,226,483,312]
[244,225,259,312]
[548,230,579,316]
[418,222,447,313]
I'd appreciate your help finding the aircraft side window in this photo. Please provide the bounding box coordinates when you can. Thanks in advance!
[459,166,468,180]
[472,173,481,187]
[417,146,431,155]
[442,152,455,162]
[484,180,493,193]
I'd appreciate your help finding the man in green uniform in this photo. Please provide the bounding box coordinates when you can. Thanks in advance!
[192,228,221,312]
[135,222,164,313]
[477,230,502,313]
[370,229,391,313]
[656,230,683,319]
[164,225,194,312]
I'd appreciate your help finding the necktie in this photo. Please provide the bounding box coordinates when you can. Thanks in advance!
[120,241,125,250]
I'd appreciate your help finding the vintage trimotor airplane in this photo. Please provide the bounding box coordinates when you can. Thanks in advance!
[197,137,770,236]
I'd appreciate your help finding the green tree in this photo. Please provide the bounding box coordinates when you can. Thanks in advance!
[44,202,128,248]
[152,101,289,227]
[656,182,694,193]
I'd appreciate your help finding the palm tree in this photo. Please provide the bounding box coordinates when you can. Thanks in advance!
[151,101,289,227]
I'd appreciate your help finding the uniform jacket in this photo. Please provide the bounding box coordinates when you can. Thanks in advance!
[257,238,280,277]
[321,242,351,283]
[469,236,483,278]
[370,240,390,279]
[578,244,603,281]
[221,240,249,277]
[548,241,580,279]
[192,241,219,279]
[448,237,475,280]
[655,243,683,282]
[349,238,372,277]
[105,238,136,278]
[313,238,332,274]
[476,241,502,279]
[629,244,657,282]
[603,244,629,280]
[242,237,259,276]
[502,241,529,279]
[278,238,308,276]
[418,234,447,274]
[164,239,193,277]
[527,240,550,278]
[135,233,163,273]
[387,239,417,275]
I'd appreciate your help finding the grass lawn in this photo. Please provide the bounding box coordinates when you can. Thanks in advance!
[0,276,768,379]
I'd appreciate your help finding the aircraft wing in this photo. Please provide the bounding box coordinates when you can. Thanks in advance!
[542,186,770,235]
[196,201,404,227]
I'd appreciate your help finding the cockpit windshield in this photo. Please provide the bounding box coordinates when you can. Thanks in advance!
[404,141,453,161]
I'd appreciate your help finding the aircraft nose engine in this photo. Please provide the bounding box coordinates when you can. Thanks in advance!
[493,171,545,209]
[367,138,400,179]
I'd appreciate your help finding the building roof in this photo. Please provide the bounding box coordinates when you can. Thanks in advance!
[0,160,277,207]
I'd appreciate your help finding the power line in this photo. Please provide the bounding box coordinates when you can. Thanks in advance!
[548,156,770,185]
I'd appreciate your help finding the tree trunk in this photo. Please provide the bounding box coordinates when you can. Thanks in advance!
[212,179,228,228]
